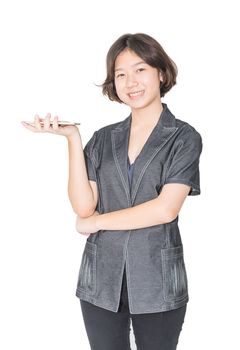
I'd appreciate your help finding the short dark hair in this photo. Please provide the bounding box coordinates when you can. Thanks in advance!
[101,33,178,103]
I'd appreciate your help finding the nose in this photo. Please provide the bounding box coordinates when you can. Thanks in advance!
[125,73,138,89]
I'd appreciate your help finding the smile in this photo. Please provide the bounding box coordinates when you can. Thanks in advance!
[128,90,145,98]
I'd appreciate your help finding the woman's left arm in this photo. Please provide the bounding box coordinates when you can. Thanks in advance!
[77,126,202,235]
[76,183,190,234]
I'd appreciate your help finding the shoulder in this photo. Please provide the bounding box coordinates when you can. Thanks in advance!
[85,116,130,156]
[92,115,131,141]
[163,104,202,145]
[96,116,130,134]
[175,117,202,147]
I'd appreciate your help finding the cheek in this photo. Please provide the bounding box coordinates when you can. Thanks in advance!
[146,73,159,84]
[114,81,124,96]
[113,82,126,103]
[146,76,161,92]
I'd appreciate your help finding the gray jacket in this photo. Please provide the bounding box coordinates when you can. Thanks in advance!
[76,103,202,314]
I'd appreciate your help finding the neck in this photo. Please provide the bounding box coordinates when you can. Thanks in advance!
[131,100,163,128]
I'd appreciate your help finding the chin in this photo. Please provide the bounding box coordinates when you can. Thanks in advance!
[124,98,146,108]
[129,101,149,110]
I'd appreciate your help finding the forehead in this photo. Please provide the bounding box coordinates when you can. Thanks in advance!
[114,49,146,71]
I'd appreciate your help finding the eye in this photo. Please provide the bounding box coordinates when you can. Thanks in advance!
[115,73,125,79]
[136,68,145,73]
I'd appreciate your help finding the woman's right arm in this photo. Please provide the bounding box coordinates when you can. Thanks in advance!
[67,131,98,218]
[22,114,98,218]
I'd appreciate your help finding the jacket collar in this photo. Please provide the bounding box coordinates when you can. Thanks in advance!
[111,103,178,205]
[112,103,177,131]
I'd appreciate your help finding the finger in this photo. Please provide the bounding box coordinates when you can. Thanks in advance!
[43,113,51,131]
[82,233,90,237]
[34,114,43,131]
[78,231,90,236]
[52,116,59,132]
[21,121,39,132]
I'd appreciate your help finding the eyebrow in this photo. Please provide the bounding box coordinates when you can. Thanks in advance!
[114,61,147,72]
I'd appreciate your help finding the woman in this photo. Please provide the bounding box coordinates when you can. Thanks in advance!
[22,33,202,350]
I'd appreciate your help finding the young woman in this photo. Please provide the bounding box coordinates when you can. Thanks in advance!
[22,33,202,350]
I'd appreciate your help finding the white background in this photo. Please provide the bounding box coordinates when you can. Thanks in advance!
[0,0,239,349]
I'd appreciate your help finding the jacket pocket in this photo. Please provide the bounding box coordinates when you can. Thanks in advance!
[161,245,188,302]
[77,241,97,295]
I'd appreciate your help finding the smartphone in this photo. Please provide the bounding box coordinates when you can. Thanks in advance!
[23,121,81,126]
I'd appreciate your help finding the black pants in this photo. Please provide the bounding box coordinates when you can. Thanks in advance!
[80,267,187,350]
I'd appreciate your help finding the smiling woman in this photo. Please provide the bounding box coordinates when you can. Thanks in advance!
[75,33,202,350]
[21,32,202,350]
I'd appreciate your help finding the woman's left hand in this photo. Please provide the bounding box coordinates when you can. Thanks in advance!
[76,211,100,236]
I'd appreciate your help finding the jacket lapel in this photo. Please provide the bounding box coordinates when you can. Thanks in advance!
[111,116,132,205]
[111,104,178,206]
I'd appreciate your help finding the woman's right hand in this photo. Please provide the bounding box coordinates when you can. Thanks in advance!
[21,113,80,139]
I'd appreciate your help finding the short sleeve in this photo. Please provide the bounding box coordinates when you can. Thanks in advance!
[164,127,203,195]
[84,131,97,182]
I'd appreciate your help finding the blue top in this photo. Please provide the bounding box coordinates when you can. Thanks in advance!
[119,156,134,308]
[127,157,134,187]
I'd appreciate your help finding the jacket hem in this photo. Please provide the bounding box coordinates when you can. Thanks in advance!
[129,297,189,314]
[76,290,119,312]
[76,290,189,314]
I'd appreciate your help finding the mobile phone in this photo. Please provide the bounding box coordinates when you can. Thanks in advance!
[23,121,81,126]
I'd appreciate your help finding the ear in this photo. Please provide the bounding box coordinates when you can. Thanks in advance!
[159,71,164,82]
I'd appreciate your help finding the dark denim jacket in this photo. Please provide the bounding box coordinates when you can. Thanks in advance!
[76,103,202,314]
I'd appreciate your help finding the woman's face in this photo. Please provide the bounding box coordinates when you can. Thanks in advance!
[114,49,163,110]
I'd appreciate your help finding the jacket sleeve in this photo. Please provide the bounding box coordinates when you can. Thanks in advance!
[164,127,203,195]
[83,131,98,182]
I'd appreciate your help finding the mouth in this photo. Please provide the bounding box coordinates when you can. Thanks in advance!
[128,90,145,99]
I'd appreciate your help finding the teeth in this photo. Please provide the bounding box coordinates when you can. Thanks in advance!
[129,91,144,97]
